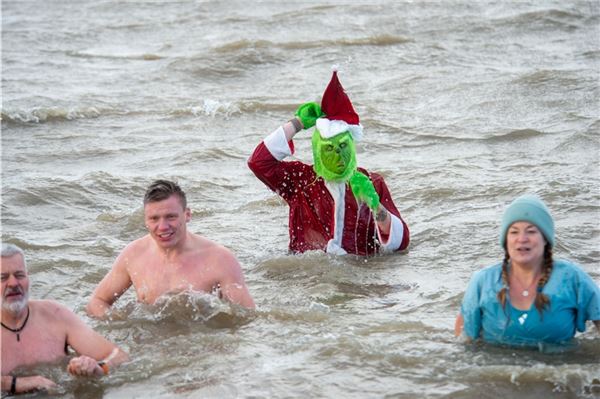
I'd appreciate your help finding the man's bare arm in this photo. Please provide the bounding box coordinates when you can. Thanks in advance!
[1,375,57,394]
[60,302,129,375]
[86,251,133,318]
[216,248,255,309]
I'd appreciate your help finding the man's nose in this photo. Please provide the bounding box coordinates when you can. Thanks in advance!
[6,274,19,286]
[157,218,170,229]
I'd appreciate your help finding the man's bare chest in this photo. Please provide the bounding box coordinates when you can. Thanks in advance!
[1,328,67,373]
[128,261,217,304]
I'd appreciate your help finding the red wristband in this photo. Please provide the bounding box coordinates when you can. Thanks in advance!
[97,361,109,375]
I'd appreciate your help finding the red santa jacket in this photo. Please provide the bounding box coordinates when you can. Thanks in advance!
[248,127,409,256]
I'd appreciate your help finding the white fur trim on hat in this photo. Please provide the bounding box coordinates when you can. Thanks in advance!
[316,118,363,141]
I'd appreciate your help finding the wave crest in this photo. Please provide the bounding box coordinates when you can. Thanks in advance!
[214,34,411,53]
[2,106,102,124]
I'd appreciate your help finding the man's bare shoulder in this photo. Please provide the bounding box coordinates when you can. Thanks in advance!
[121,235,152,254]
[115,235,153,264]
[30,299,76,322]
[189,233,234,257]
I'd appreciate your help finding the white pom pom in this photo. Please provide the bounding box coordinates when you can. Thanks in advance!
[331,64,339,72]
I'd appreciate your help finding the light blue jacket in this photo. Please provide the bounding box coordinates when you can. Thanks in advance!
[461,259,600,347]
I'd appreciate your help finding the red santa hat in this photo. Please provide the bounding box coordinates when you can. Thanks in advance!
[316,68,363,141]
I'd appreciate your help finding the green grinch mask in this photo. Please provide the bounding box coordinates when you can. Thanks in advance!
[312,130,357,181]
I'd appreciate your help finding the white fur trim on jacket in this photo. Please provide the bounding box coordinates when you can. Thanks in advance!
[263,126,292,161]
[377,210,405,253]
[324,180,348,255]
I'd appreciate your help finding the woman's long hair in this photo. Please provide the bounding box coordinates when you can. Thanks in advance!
[497,244,553,316]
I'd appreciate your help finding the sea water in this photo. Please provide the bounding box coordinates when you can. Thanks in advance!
[2,1,599,397]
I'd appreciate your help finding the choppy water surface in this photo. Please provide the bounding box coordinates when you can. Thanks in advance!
[2,1,599,398]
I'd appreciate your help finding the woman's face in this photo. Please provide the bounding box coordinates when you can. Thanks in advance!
[506,221,546,268]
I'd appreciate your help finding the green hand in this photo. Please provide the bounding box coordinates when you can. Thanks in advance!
[295,102,324,129]
[349,171,380,210]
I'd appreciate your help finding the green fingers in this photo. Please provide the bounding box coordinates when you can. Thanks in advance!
[349,170,380,210]
[295,102,324,129]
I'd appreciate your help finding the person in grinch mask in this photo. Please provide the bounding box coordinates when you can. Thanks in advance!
[248,70,409,255]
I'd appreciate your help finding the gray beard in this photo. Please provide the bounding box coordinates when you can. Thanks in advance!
[2,292,29,314]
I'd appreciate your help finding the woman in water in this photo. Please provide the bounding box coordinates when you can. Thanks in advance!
[455,194,600,347]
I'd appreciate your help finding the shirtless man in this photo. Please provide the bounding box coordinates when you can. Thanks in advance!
[1,244,129,395]
[86,179,255,318]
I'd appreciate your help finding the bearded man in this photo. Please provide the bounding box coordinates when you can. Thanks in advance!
[1,244,128,395]
[248,70,409,256]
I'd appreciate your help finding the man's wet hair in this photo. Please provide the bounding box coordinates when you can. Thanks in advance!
[1,243,27,271]
[143,180,187,209]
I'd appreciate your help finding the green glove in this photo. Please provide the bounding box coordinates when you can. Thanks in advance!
[349,170,380,211]
[295,102,324,129]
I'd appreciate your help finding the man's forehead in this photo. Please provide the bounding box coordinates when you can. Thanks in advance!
[323,132,352,144]
[144,196,186,213]
[0,253,26,272]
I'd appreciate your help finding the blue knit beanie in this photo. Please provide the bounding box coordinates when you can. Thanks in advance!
[499,194,554,248]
